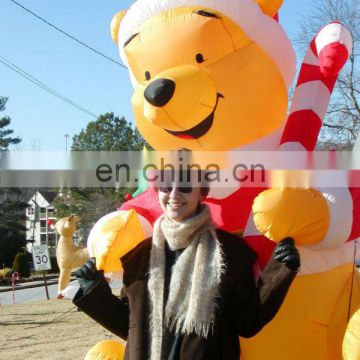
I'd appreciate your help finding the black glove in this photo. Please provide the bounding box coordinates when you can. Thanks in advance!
[74,257,106,293]
[274,237,300,271]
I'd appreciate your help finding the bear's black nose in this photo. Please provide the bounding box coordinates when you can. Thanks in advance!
[144,79,175,107]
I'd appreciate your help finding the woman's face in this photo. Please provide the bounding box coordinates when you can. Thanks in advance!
[158,185,205,222]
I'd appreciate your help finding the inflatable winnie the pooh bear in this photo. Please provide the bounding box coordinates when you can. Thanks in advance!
[86,0,360,359]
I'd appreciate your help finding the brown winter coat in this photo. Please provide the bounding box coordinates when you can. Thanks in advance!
[73,230,296,360]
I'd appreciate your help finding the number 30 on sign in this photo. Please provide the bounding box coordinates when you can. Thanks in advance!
[32,245,52,271]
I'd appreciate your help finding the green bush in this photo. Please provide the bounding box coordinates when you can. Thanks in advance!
[0,268,12,279]
[12,252,30,278]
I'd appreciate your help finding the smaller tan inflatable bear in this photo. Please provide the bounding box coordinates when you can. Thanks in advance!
[55,215,89,299]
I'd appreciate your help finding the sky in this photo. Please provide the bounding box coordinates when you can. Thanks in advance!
[0,0,316,151]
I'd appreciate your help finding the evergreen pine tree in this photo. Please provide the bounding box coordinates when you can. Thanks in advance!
[0,97,28,267]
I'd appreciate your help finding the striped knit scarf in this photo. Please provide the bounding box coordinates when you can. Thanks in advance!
[148,205,225,360]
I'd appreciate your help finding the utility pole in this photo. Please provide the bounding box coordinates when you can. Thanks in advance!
[32,192,37,247]
[64,134,69,152]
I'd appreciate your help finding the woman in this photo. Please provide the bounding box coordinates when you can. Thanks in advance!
[73,182,300,360]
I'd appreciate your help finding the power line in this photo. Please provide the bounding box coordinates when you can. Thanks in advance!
[0,56,98,118]
[8,0,127,69]
[0,56,98,119]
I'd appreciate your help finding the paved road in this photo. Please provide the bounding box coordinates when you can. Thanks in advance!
[0,278,122,306]
[0,283,58,306]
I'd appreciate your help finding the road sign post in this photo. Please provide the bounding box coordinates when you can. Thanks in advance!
[32,245,52,300]
[42,272,50,300]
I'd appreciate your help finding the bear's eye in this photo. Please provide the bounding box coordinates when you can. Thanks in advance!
[196,53,205,63]
[145,71,151,81]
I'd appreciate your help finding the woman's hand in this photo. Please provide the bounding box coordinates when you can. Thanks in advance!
[274,237,300,271]
[74,258,106,293]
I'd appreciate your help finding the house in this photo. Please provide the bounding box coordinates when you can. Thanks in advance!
[26,191,57,255]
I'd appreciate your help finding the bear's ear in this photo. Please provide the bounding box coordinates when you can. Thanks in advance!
[111,10,127,44]
[72,215,81,223]
[255,0,283,17]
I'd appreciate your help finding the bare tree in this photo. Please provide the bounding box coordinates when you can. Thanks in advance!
[296,0,360,149]
[355,131,360,150]
[30,139,41,151]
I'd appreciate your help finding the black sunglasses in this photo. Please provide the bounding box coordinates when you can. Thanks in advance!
[158,186,193,194]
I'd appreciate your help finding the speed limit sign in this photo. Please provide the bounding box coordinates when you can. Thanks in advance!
[32,245,52,271]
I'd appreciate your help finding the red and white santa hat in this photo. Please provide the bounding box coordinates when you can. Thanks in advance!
[117,0,296,88]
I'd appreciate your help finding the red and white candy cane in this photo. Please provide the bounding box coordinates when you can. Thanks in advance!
[277,23,360,253]
[279,22,353,151]
[242,23,355,266]
[12,272,19,304]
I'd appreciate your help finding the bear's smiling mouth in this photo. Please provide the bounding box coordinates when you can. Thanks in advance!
[164,93,224,140]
